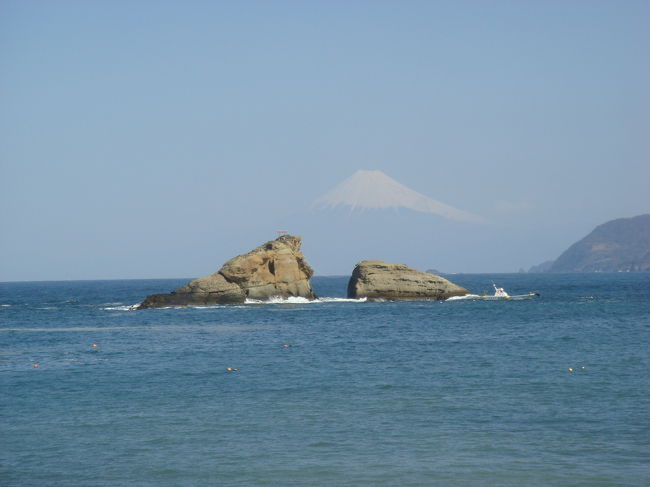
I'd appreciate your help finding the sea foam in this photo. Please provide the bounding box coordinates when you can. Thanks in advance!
[102,304,139,311]
[245,296,367,304]
[101,297,367,310]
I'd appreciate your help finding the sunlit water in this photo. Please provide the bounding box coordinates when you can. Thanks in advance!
[1,274,649,486]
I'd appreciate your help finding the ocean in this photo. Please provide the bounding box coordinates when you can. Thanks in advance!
[1,273,649,486]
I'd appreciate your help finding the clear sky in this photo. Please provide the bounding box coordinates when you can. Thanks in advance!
[1,0,648,280]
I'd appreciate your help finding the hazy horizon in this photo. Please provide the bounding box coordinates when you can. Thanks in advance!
[1,1,649,281]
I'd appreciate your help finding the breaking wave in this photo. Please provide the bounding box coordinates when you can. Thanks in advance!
[100,297,367,310]
[245,296,367,305]
[102,304,139,311]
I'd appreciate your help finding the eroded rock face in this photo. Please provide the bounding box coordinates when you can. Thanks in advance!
[219,235,315,300]
[138,235,316,309]
[347,260,469,301]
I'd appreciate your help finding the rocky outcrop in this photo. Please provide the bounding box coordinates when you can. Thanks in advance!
[347,260,469,301]
[138,235,316,309]
[138,273,245,308]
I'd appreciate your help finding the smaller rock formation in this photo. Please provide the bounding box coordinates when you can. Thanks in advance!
[138,235,316,309]
[347,260,469,301]
[527,260,555,273]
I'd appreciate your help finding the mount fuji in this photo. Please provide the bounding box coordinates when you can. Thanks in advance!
[313,170,486,224]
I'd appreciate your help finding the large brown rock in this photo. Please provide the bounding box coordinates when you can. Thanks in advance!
[347,260,469,301]
[138,235,316,309]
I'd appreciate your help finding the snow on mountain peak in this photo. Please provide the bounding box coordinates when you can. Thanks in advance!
[313,170,485,223]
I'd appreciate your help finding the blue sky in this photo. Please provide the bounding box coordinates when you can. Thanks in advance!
[1,0,648,280]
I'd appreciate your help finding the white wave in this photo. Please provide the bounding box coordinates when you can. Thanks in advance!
[245,296,311,304]
[101,297,368,310]
[445,294,481,301]
[102,304,139,311]
[1,304,11,307]
[245,296,367,305]
[317,297,367,303]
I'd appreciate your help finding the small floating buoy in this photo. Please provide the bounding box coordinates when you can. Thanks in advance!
[91,343,98,348]
[568,367,573,372]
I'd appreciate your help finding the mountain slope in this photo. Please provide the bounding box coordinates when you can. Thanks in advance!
[548,214,650,272]
[313,169,485,223]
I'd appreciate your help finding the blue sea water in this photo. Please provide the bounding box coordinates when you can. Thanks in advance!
[1,273,649,486]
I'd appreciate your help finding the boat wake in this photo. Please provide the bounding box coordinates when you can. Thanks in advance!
[445,294,481,301]
[446,293,539,302]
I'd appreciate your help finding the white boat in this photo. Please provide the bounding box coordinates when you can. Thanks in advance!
[446,284,539,301]
[479,284,538,300]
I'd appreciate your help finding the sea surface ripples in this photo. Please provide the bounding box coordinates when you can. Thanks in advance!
[1,274,649,486]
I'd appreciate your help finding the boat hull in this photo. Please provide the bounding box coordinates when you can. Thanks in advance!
[479,293,538,300]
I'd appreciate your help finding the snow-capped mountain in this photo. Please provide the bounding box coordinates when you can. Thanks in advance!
[313,170,485,223]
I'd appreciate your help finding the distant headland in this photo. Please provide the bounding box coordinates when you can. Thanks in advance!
[529,214,650,273]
